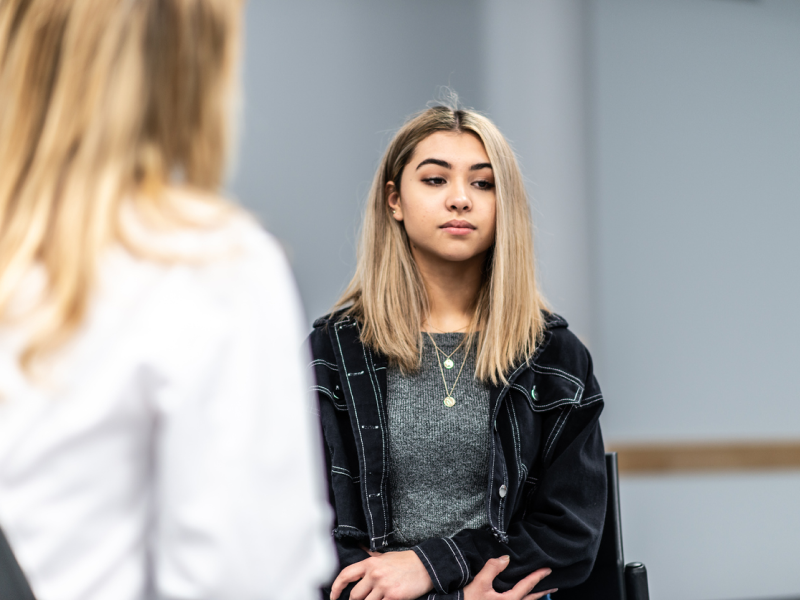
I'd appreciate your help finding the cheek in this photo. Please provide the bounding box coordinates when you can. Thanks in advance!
[398,209,428,247]
[484,200,498,242]
[402,202,436,231]
[483,225,497,251]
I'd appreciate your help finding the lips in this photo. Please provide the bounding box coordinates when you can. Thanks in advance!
[441,220,475,230]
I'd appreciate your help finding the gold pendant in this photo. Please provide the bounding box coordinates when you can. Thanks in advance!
[443,358,455,369]
[444,396,456,407]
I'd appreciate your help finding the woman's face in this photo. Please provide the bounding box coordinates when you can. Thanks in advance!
[387,131,497,269]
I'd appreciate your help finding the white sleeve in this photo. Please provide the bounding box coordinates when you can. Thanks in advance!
[150,232,336,600]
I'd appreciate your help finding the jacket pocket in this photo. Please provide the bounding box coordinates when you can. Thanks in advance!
[525,364,584,413]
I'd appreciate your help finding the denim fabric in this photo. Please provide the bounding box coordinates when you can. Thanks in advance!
[310,312,606,599]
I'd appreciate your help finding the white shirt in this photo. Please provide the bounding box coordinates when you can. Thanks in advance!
[0,210,335,600]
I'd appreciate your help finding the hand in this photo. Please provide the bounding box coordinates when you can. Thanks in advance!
[464,556,556,600]
[330,549,434,600]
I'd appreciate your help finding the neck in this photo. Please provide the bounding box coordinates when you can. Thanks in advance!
[413,249,486,333]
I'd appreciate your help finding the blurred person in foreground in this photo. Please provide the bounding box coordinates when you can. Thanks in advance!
[0,1,335,599]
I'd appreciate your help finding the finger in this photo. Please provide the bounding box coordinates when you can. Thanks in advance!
[505,568,552,600]
[474,555,511,584]
[330,563,368,600]
[522,588,558,600]
[349,576,375,600]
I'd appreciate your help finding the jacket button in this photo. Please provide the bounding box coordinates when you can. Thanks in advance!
[499,485,507,498]
[531,386,536,400]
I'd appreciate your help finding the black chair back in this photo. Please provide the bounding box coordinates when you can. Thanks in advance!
[0,526,36,600]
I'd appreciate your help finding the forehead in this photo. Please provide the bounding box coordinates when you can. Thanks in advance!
[411,131,490,165]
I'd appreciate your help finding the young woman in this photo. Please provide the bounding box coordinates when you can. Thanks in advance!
[309,106,606,600]
[0,1,334,599]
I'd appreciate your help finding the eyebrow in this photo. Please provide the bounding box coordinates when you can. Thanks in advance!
[415,158,493,171]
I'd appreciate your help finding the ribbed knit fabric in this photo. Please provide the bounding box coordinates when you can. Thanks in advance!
[386,333,491,548]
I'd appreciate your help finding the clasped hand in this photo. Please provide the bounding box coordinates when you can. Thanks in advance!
[330,549,433,600]
[330,550,555,600]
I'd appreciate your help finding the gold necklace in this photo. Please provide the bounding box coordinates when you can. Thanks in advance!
[426,332,470,408]
[430,335,467,369]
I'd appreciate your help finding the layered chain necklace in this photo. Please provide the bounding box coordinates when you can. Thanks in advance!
[426,331,470,408]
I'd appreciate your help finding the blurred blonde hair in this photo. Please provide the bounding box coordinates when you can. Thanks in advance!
[0,0,243,372]
[336,106,549,385]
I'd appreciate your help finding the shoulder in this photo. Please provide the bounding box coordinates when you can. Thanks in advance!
[123,188,294,284]
[120,187,285,266]
[311,308,355,331]
[308,309,357,360]
[515,312,603,412]
[534,311,594,381]
[108,196,301,340]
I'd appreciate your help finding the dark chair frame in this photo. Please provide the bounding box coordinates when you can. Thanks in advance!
[0,526,36,600]
[554,452,650,600]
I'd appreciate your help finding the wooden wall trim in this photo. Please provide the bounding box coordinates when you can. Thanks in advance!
[607,440,800,475]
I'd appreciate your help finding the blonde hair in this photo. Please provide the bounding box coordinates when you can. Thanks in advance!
[336,106,549,385]
[0,0,242,372]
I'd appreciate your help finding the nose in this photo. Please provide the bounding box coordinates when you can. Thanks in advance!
[448,181,471,212]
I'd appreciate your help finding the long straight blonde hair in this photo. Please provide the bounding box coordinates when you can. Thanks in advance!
[336,106,549,385]
[0,0,242,372]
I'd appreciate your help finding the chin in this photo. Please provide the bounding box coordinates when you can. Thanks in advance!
[438,250,486,264]
[412,241,489,265]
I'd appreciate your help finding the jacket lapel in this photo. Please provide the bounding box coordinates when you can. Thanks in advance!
[329,317,392,549]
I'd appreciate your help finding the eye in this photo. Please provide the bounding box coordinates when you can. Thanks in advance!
[422,177,446,186]
[473,180,495,190]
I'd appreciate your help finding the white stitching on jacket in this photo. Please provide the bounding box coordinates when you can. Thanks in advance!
[415,546,444,592]
[334,323,376,539]
[545,406,572,461]
[442,538,466,587]
[311,358,339,370]
[363,343,390,544]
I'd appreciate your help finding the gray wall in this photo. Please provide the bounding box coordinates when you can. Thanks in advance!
[590,2,800,598]
[591,0,800,443]
[230,2,800,598]
[232,0,484,323]
[483,0,596,347]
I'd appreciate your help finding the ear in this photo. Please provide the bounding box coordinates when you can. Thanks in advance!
[386,181,403,221]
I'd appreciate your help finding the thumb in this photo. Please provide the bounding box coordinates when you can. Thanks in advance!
[475,555,511,583]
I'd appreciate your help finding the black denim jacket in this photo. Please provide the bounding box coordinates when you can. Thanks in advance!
[309,311,606,599]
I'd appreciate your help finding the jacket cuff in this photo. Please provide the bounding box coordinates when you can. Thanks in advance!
[416,592,463,600]
[412,537,471,594]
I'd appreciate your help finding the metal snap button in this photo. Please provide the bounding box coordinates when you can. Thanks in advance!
[531,386,536,400]
[499,485,507,498]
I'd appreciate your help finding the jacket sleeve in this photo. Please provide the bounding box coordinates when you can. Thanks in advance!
[411,349,606,596]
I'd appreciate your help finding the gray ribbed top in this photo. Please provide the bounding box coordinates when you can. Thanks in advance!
[387,333,491,548]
